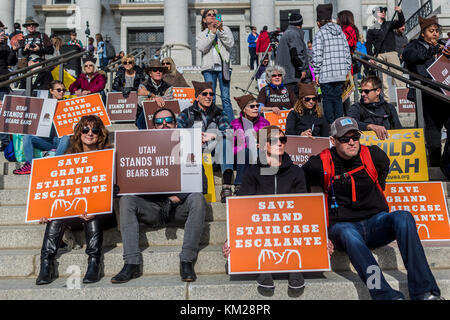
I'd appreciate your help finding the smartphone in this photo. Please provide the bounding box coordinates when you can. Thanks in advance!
[216,14,222,22]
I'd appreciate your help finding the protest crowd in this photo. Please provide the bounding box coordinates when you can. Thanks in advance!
[0,2,450,301]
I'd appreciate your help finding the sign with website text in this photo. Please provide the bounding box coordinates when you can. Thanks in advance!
[385,182,450,241]
[285,136,331,167]
[115,128,202,195]
[142,100,181,129]
[106,92,138,122]
[53,93,111,137]
[173,87,195,112]
[360,128,428,182]
[395,87,416,113]
[263,110,291,132]
[26,149,115,222]
[227,194,330,274]
[427,54,450,96]
[0,95,57,137]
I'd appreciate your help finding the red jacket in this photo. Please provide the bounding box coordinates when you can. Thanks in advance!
[341,25,358,74]
[256,31,272,54]
[69,72,106,94]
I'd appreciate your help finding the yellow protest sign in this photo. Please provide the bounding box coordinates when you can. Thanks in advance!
[51,66,76,89]
[202,153,216,203]
[360,128,428,182]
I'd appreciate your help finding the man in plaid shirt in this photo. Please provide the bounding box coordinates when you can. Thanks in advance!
[177,81,234,203]
[312,3,352,124]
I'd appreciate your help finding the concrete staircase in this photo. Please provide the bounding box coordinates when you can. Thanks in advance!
[1,67,449,300]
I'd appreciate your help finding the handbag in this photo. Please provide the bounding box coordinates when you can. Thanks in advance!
[213,37,231,82]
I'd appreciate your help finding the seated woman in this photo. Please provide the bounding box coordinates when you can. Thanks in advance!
[112,54,146,95]
[69,56,106,97]
[161,57,189,87]
[257,65,298,115]
[231,94,269,195]
[36,115,116,285]
[13,80,71,175]
[223,125,307,293]
[136,59,173,129]
[285,83,329,137]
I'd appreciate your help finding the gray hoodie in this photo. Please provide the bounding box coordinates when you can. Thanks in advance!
[312,23,351,84]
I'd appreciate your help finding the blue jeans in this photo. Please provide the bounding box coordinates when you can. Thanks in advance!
[202,70,234,121]
[24,135,70,163]
[328,211,440,300]
[320,81,345,124]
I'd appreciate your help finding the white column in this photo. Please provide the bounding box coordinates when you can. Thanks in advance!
[0,0,15,31]
[337,0,362,34]
[164,0,192,66]
[251,0,275,31]
[76,0,102,44]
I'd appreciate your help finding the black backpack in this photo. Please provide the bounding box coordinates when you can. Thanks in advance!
[105,40,116,60]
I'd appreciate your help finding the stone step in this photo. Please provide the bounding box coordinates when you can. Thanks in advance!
[0,202,226,226]
[0,245,225,278]
[1,269,450,300]
[0,222,227,249]
[1,240,449,279]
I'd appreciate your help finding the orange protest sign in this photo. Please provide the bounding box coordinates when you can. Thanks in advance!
[385,182,450,241]
[263,110,291,132]
[173,87,196,111]
[26,149,115,222]
[53,94,111,137]
[227,193,330,274]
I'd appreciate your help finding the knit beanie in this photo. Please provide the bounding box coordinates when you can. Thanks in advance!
[298,83,317,99]
[316,4,333,22]
[289,13,303,26]
[192,81,213,97]
[234,94,256,111]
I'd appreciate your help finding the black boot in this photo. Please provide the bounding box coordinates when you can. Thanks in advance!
[83,218,103,284]
[36,220,65,285]
[180,261,196,282]
[111,264,142,283]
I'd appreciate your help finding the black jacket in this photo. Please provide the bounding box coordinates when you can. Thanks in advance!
[0,43,17,76]
[238,152,307,196]
[112,65,146,92]
[347,97,402,131]
[285,108,329,137]
[19,70,53,91]
[20,31,54,59]
[366,11,405,56]
[303,145,390,225]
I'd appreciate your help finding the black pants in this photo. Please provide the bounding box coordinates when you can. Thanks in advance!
[249,47,258,70]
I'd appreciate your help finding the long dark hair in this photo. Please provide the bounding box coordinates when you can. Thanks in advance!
[337,10,360,41]
[66,115,112,154]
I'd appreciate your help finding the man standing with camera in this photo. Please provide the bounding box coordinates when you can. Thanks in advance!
[275,12,309,98]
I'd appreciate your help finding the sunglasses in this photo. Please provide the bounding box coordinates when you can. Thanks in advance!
[155,116,174,125]
[303,97,317,102]
[81,126,101,135]
[337,132,361,144]
[269,136,288,144]
[247,104,259,109]
[206,13,216,17]
[201,92,214,97]
[123,61,133,65]
[84,64,95,68]
[162,62,170,66]
[53,88,65,92]
[272,74,283,78]
[151,68,164,73]
[358,88,379,94]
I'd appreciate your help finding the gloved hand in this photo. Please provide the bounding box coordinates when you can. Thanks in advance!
[160,198,175,224]
[122,87,132,98]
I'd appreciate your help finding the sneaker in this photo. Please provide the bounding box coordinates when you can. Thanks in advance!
[13,162,31,175]
[288,272,305,290]
[422,292,445,300]
[220,186,233,203]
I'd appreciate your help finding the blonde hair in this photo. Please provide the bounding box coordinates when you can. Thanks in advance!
[293,98,323,117]
[161,57,177,76]
[121,54,135,65]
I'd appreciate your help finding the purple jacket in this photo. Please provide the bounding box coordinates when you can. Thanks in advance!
[231,113,270,154]
[69,72,106,94]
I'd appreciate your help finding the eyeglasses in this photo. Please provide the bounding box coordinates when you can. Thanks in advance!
[84,64,95,68]
[123,61,133,65]
[269,136,287,145]
[358,88,379,94]
[206,13,216,17]
[53,88,65,92]
[272,74,283,78]
[337,132,361,144]
[247,104,259,109]
[303,97,317,102]
[81,126,100,135]
[151,68,164,73]
[201,92,214,97]
[155,116,174,125]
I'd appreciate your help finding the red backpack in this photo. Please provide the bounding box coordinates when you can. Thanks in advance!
[319,145,387,226]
